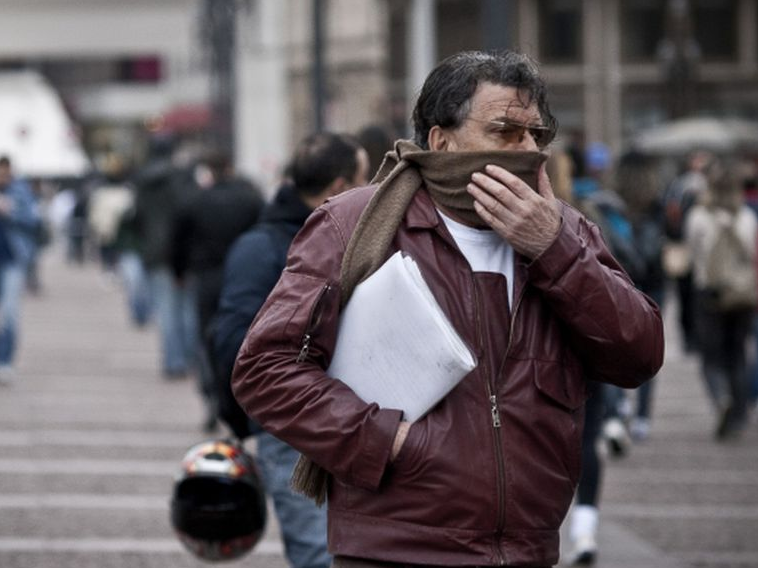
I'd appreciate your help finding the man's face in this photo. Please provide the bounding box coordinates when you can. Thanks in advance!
[432,82,546,153]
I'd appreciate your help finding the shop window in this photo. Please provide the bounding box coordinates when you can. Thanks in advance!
[620,0,666,62]
[692,0,737,61]
[538,0,582,63]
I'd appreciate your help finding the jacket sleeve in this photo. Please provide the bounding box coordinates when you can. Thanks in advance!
[231,206,403,491]
[527,204,664,388]
[214,230,280,381]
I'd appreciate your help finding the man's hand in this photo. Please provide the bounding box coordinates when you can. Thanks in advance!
[467,163,561,259]
[390,420,411,462]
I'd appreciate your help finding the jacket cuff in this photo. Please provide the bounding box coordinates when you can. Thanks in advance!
[349,407,403,491]
[527,217,583,284]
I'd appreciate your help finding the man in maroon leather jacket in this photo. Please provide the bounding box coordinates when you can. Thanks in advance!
[232,51,664,568]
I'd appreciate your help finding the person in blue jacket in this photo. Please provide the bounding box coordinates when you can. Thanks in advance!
[212,132,369,568]
[0,155,41,385]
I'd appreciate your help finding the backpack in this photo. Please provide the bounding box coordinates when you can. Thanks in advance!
[574,180,646,282]
[702,219,758,312]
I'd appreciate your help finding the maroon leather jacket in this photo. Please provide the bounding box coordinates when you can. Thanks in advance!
[232,186,664,567]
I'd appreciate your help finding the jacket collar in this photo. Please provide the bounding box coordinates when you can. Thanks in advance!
[404,188,441,230]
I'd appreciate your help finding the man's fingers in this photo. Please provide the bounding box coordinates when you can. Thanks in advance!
[536,163,555,200]
[472,200,508,234]
[468,183,515,230]
[483,164,535,199]
[467,181,509,217]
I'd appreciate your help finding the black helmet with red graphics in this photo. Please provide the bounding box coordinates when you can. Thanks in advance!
[170,439,267,562]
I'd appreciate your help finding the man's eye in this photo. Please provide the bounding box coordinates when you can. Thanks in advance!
[490,124,520,135]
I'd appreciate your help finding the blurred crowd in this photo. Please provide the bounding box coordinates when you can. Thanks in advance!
[547,138,758,564]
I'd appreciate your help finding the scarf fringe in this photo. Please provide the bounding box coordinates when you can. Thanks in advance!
[291,455,329,506]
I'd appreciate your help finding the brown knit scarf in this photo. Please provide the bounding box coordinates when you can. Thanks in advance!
[291,139,548,504]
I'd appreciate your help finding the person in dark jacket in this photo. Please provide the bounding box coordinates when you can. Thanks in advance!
[213,132,369,568]
[172,151,264,432]
[133,136,199,379]
[232,51,663,568]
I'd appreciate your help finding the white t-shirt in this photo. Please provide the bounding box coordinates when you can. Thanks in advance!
[437,209,514,306]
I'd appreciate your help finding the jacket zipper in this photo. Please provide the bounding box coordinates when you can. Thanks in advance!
[492,288,524,567]
[472,276,507,566]
[296,284,331,363]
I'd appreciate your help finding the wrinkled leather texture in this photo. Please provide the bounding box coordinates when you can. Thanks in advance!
[232,185,664,567]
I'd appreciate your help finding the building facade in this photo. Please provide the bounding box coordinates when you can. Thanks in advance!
[1,0,756,188]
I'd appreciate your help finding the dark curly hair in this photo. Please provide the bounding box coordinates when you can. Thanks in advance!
[411,50,557,150]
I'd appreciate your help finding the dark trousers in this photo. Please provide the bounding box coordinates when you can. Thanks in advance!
[695,294,753,428]
[576,380,604,506]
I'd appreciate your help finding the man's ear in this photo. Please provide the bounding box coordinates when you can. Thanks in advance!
[428,125,451,151]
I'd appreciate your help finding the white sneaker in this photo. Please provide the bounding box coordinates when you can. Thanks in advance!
[569,505,598,565]
[570,534,598,565]
[603,417,631,458]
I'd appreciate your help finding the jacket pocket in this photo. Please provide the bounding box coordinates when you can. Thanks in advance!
[249,269,338,363]
[532,360,587,488]
[533,361,588,411]
[391,420,426,476]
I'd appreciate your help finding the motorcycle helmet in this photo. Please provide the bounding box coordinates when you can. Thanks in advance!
[170,439,267,562]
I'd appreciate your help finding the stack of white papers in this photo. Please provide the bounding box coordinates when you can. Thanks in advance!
[327,251,477,422]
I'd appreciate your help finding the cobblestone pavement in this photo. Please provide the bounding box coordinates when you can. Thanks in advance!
[0,247,756,568]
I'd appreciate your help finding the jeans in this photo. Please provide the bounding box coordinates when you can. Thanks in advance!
[0,263,26,365]
[256,431,331,568]
[118,252,152,327]
[148,267,199,375]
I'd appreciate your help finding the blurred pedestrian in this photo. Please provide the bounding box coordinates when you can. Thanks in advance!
[571,142,638,457]
[231,50,663,568]
[686,157,757,440]
[67,179,89,264]
[615,151,667,441]
[356,124,393,180]
[213,132,368,568]
[87,154,133,274]
[663,150,712,353]
[25,179,52,295]
[133,135,199,380]
[0,155,41,385]
[549,149,608,565]
[172,150,264,432]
